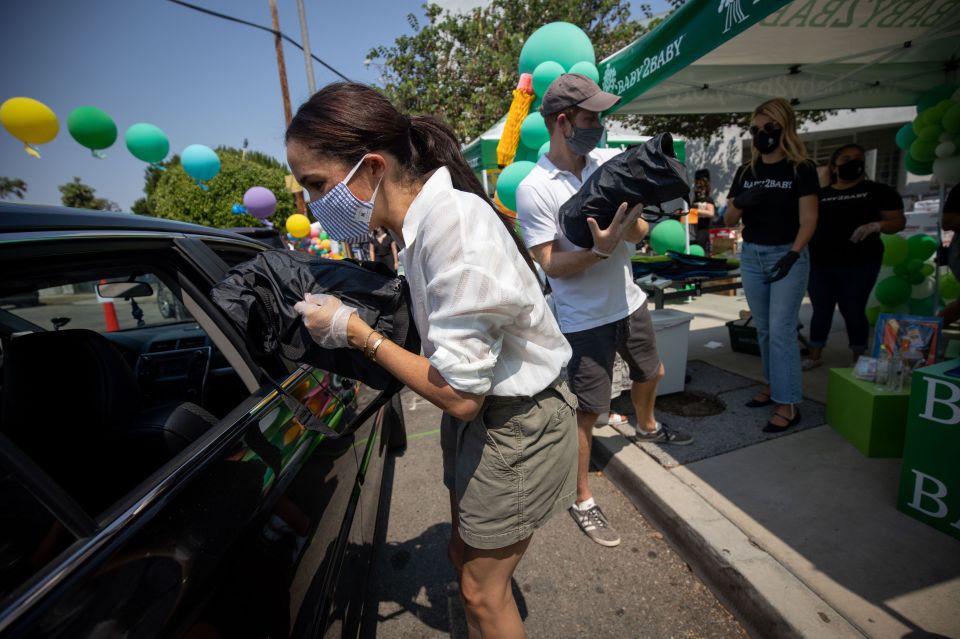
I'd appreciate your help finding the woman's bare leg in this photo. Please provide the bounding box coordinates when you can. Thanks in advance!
[459,536,532,639]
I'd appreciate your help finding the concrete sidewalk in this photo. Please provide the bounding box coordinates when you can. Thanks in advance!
[597,291,960,639]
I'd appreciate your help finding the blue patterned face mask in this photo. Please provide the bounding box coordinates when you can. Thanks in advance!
[307,155,382,242]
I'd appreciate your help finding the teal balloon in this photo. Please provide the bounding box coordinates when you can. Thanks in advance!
[518,22,595,75]
[495,160,536,212]
[650,219,687,255]
[907,234,938,261]
[181,144,220,182]
[67,106,117,152]
[917,84,958,112]
[911,138,937,162]
[538,141,550,158]
[881,233,908,266]
[943,103,960,134]
[519,112,550,151]
[895,123,917,150]
[687,244,705,256]
[125,123,169,164]
[569,61,600,84]
[905,154,933,175]
[514,141,540,163]
[875,276,912,306]
[532,60,566,97]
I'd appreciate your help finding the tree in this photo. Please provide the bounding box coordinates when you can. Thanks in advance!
[0,177,28,200]
[58,177,119,211]
[369,0,829,142]
[149,147,297,229]
[368,0,650,144]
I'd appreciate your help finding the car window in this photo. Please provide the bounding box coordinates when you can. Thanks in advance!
[0,471,77,600]
[3,276,192,333]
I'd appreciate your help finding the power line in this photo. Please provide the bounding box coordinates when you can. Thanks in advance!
[166,0,352,82]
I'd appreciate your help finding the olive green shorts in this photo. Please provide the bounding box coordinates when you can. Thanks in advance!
[441,380,579,550]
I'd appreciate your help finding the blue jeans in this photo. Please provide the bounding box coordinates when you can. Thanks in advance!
[740,242,810,405]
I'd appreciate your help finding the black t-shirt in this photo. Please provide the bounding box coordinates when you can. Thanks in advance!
[727,159,819,245]
[809,180,903,264]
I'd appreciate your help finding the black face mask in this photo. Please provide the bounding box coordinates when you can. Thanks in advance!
[837,158,865,181]
[752,129,782,154]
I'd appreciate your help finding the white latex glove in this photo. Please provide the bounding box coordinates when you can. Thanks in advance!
[587,202,642,256]
[294,293,357,349]
[850,221,882,243]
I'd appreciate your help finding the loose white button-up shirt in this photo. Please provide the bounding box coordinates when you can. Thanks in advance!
[397,167,571,397]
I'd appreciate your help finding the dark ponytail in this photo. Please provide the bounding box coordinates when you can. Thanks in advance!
[286,83,536,275]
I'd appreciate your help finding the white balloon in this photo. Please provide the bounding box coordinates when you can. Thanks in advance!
[953,88,960,102]
[933,155,960,184]
[911,277,936,299]
[936,141,957,158]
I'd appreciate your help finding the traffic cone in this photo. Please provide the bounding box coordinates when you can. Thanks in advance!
[99,279,120,332]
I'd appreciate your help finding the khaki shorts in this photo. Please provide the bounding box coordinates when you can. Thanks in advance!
[441,380,579,550]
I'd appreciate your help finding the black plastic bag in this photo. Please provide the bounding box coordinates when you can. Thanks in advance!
[211,250,419,391]
[559,132,690,249]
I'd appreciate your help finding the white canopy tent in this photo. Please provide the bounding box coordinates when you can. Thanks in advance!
[600,0,960,115]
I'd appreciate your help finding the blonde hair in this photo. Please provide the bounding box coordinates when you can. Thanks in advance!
[749,98,807,174]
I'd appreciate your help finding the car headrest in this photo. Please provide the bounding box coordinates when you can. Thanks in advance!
[1,329,141,442]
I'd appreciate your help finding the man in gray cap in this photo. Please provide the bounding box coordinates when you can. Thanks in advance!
[516,73,693,548]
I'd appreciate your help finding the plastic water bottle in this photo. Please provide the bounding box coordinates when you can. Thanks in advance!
[886,346,903,392]
[875,346,890,390]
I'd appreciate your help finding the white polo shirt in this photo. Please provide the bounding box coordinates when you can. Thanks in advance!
[516,148,646,334]
[397,167,571,397]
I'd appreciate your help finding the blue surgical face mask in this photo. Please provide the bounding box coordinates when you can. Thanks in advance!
[307,155,382,242]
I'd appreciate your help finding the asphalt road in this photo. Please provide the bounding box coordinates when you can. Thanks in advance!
[369,390,747,639]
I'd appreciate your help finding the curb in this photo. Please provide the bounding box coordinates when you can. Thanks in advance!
[591,426,865,639]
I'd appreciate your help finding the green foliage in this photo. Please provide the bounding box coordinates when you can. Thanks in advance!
[58,177,118,211]
[368,0,650,144]
[0,176,27,200]
[150,147,296,229]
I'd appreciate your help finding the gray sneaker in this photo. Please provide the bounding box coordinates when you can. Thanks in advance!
[635,422,693,445]
[569,504,621,547]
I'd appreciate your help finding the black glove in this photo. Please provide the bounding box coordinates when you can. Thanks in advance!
[732,187,766,210]
[764,251,800,284]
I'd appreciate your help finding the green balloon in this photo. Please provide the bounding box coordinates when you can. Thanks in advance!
[917,125,942,142]
[687,244,705,256]
[519,112,550,151]
[907,234,938,261]
[906,270,927,285]
[921,262,935,276]
[905,257,924,272]
[67,106,117,152]
[495,160,537,212]
[320,231,329,240]
[569,61,600,84]
[905,154,933,175]
[533,61,566,97]
[895,123,917,150]
[940,272,960,300]
[514,141,540,163]
[908,297,937,316]
[875,276,912,306]
[881,233,908,266]
[518,22,595,75]
[125,123,169,164]
[917,84,958,112]
[894,263,910,277]
[866,305,883,325]
[650,219,687,255]
[943,103,960,134]
[911,138,938,162]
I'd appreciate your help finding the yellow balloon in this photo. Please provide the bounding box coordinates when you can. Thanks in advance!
[286,213,311,238]
[1,98,59,156]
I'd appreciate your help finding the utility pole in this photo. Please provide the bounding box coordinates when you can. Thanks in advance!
[296,0,316,96]
[269,0,305,213]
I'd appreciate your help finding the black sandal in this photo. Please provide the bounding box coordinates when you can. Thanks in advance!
[746,392,773,408]
[763,407,801,433]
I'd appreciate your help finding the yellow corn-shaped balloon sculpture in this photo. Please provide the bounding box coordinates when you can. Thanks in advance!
[496,74,534,167]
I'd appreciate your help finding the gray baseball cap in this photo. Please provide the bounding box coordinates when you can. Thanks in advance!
[539,73,621,116]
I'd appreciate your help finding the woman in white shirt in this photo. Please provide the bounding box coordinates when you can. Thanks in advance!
[287,83,590,638]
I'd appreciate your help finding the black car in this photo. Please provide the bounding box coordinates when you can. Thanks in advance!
[0,204,405,638]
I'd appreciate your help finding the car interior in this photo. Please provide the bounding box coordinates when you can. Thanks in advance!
[0,255,255,518]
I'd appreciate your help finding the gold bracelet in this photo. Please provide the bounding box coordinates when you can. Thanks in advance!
[368,336,386,362]
[362,328,379,354]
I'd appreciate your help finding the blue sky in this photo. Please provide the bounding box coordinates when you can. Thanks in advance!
[1,0,665,210]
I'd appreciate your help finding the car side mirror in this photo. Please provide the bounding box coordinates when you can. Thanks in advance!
[97,281,154,299]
